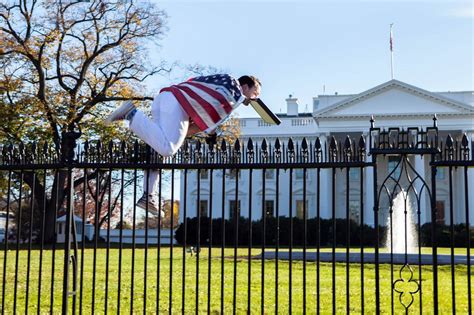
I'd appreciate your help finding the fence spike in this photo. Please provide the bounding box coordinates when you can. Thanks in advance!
[234,139,241,153]
[315,137,321,150]
[344,136,352,150]
[220,139,227,152]
[288,138,294,152]
[358,135,366,149]
[247,138,254,152]
[261,138,268,151]
[301,138,308,151]
[274,138,281,151]
[461,133,469,148]
[446,134,454,148]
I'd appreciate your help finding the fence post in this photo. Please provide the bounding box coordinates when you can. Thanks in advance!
[61,131,80,314]
[62,168,75,314]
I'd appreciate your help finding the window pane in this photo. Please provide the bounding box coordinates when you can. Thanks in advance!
[296,200,308,219]
[349,200,360,222]
[265,200,274,217]
[200,169,209,180]
[295,169,305,180]
[229,200,241,219]
[265,169,274,180]
[199,200,208,217]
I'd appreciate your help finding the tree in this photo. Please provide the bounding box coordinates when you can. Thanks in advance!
[0,0,169,242]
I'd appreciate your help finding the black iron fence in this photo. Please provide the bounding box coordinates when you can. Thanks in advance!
[0,118,473,313]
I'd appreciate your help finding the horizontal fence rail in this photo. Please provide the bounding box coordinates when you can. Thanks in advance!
[0,120,473,314]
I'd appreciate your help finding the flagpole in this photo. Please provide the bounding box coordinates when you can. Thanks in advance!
[390,23,394,79]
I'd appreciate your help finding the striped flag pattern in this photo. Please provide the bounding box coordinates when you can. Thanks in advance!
[160,74,245,132]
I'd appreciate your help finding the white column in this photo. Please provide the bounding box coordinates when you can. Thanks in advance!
[414,155,427,224]
[364,133,375,227]
[319,134,332,219]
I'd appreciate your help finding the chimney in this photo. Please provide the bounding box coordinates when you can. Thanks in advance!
[286,94,298,116]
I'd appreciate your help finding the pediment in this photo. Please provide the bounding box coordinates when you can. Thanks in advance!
[315,80,473,118]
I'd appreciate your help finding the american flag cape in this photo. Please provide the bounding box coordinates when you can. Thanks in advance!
[160,74,244,132]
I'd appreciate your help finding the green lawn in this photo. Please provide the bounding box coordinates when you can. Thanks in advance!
[0,247,472,313]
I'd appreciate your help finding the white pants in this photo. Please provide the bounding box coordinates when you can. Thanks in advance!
[129,91,189,194]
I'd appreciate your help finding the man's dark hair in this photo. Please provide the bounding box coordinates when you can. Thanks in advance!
[238,75,261,88]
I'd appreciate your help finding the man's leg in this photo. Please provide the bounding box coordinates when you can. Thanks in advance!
[131,92,189,216]
[129,92,189,157]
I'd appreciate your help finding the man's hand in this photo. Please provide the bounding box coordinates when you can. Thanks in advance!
[243,97,252,106]
[205,132,217,146]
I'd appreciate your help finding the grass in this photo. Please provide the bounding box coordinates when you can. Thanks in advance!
[0,247,472,313]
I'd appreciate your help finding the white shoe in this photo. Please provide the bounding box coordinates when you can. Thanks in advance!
[137,194,164,218]
[104,101,136,125]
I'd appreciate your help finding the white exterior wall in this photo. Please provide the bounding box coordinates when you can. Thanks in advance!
[179,80,474,226]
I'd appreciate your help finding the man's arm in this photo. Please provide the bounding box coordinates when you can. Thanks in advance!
[186,123,201,137]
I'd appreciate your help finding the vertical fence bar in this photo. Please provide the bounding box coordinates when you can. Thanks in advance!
[92,169,100,314]
[232,169,239,315]
[144,169,150,315]
[13,171,24,313]
[448,166,456,313]
[62,167,74,314]
[359,167,364,314]
[25,171,35,312]
[289,168,293,314]
[316,168,321,315]
[50,170,60,314]
[130,168,137,313]
[464,166,472,314]
[373,154,380,314]
[37,169,48,314]
[156,169,163,314]
[1,171,12,314]
[247,169,253,313]
[220,168,226,315]
[261,168,266,314]
[169,170,175,314]
[117,168,124,314]
[181,169,187,313]
[430,157,439,314]
[80,169,87,315]
[275,168,280,315]
[417,177,423,315]
[345,167,350,314]
[303,167,307,314]
[207,168,214,313]
[196,169,201,315]
[331,168,336,314]
[105,168,112,315]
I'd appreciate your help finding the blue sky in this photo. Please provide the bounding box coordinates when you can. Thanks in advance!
[146,0,473,117]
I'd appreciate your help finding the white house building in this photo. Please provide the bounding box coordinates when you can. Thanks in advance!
[180,80,474,227]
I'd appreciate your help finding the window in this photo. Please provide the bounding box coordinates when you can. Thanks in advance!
[436,167,445,180]
[200,169,209,180]
[296,200,308,219]
[388,156,401,179]
[436,201,445,225]
[295,169,307,180]
[265,169,275,180]
[199,200,208,217]
[227,169,240,179]
[349,168,360,181]
[349,200,360,222]
[265,200,274,217]
[229,200,241,219]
